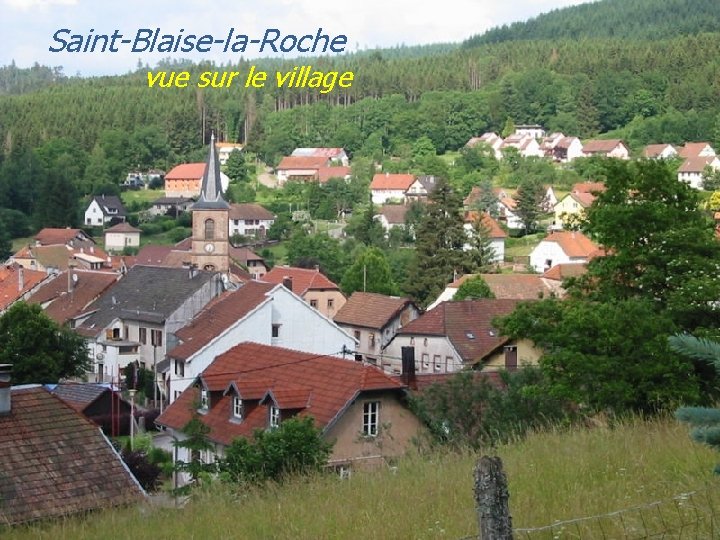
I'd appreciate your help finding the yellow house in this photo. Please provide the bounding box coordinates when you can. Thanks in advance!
[553,192,595,228]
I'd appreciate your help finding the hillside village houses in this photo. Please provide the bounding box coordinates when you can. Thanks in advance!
[262,265,347,319]
[529,230,600,273]
[462,211,507,263]
[84,195,127,227]
[376,204,409,233]
[643,143,679,159]
[678,155,720,189]
[275,147,351,185]
[370,173,416,204]
[581,139,630,159]
[215,141,244,166]
[0,263,53,314]
[553,182,606,229]
[164,162,230,198]
[228,203,275,239]
[103,222,141,253]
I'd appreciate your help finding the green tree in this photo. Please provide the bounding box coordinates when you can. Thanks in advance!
[173,415,216,488]
[498,298,700,413]
[346,202,385,248]
[466,214,498,272]
[285,230,347,283]
[224,149,249,183]
[471,179,500,218]
[701,166,720,192]
[0,218,11,261]
[341,247,397,296]
[412,136,436,161]
[501,117,516,138]
[219,416,332,484]
[454,276,495,301]
[513,177,546,234]
[405,178,470,305]
[0,302,91,384]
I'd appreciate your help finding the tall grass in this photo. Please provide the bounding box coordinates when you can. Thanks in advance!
[6,416,717,539]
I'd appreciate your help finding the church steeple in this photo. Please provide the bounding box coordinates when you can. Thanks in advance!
[194,132,229,210]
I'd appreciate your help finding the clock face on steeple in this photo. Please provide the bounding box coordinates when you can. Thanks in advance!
[204,243,215,253]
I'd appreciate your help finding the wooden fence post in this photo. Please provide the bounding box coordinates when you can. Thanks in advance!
[474,455,513,540]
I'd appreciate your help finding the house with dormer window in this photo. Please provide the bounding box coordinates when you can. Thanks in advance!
[156,342,423,485]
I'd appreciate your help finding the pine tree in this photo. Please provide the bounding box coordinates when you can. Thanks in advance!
[514,178,545,234]
[405,178,470,306]
[466,214,498,272]
[472,179,500,218]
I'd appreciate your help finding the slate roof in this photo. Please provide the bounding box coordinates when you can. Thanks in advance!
[541,231,598,258]
[262,266,340,294]
[194,134,229,210]
[169,281,276,361]
[228,203,275,221]
[370,173,416,191]
[76,265,217,336]
[27,270,118,325]
[156,342,404,446]
[334,292,416,330]
[49,383,110,412]
[0,386,143,525]
[0,264,50,312]
[397,299,520,364]
[90,195,126,217]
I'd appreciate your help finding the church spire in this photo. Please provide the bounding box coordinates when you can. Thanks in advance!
[193,132,229,209]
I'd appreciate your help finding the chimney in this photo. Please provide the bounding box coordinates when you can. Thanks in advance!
[17,266,24,292]
[401,346,416,390]
[282,276,293,291]
[0,364,11,415]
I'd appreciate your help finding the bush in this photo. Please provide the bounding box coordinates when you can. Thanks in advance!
[121,448,162,491]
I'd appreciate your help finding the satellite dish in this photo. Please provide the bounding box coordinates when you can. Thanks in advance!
[96,352,105,360]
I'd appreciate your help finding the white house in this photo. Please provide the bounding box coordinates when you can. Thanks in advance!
[529,231,600,273]
[499,134,545,159]
[466,133,504,159]
[496,198,524,231]
[550,137,584,162]
[643,144,679,160]
[376,205,409,233]
[582,139,630,159]
[103,222,141,253]
[275,156,330,184]
[166,281,356,402]
[291,147,349,166]
[84,195,127,227]
[228,203,275,239]
[370,173,416,204]
[463,211,506,263]
[515,124,546,139]
[678,156,720,189]
[679,142,716,159]
[215,142,244,166]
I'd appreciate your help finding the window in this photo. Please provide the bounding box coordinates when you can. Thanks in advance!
[204,218,215,240]
[269,406,280,428]
[139,327,147,345]
[445,356,453,371]
[200,388,209,410]
[327,298,334,309]
[310,299,318,309]
[175,359,185,377]
[368,333,376,349]
[272,324,281,338]
[421,353,430,372]
[111,327,121,340]
[151,329,163,347]
[233,397,243,419]
[433,355,442,373]
[354,330,361,342]
[362,401,380,437]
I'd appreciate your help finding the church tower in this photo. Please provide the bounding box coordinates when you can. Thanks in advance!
[191,133,230,272]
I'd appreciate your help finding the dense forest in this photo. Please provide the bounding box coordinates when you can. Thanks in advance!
[2,0,720,237]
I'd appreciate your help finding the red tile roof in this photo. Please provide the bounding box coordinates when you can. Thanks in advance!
[228,203,275,221]
[398,299,521,364]
[105,222,141,233]
[276,156,328,170]
[262,266,340,294]
[569,192,596,208]
[463,211,507,238]
[318,166,352,183]
[27,270,118,325]
[679,142,715,159]
[0,386,143,525]
[334,292,416,330]
[134,245,173,266]
[156,342,404,446]
[169,281,275,361]
[678,156,718,173]
[542,231,598,258]
[378,205,409,224]
[0,264,50,311]
[165,163,206,180]
[450,273,553,300]
[370,173,416,191]
[542,263,588,281]
[572,182,606,194]
[642,144,677,158]
[34,228,92,246]
[582,139,626,154]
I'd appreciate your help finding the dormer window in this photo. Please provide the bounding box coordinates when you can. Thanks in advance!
[269,406,280,429]
[233,397,243,420]
[200,388,209,410]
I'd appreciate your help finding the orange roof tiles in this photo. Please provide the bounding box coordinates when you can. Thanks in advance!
[104,222,141,233]
[334,292,416,330]
[582,139,626,153]
[34,228,91,246]
[572,182,606,194]
[318,166,351,183]
[542,263,588,281]
[262,266,340,294]
[643,144,677,158]
[165,163,206,180]
[678,156,718,173]
[463,211,507,238]
[451,273,553,300]
[370,173,416,191]
[398,299,521,364]
[157,342,404,446]
[276,156,328,170]
[0,264,50,311]
[679,142,715,159]
[542,231,598,258]
[0,386,143,525]
[169,281,275,361]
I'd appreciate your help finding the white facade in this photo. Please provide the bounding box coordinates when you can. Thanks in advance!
[529,241,588,273]
[497,201,524,230]
[229,217,274,238]
[167,285,355,402]
[371,189,407,205]
[104,231,140,252]
[84,200,112,227]
[217,145,243,166]
[515,125,546,139]
[384,335,463,374]
[561,138,585,162]
[462,224,505,263]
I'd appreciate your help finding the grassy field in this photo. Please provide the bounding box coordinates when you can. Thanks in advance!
[120,189,164,207]
[6,416,718,539]
[504,232,545,260]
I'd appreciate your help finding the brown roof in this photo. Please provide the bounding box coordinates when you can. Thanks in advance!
[157,342,404,446]
[450,274,553,300]
[542,263,588,281]
[370,173,416,191]
[262,266,340,294]
[398,299,521,364]
[334,292,416,330]
[542,231,598,258]
[318,166,352,183]
[0,264,50,311]
[276,156,328,170]
[555,136,579,149]
[678,156,718,173]
[34,228,92,246]
[228,203,275,221]
[679,142,715,159]
[105,222,141,234]
[582,139,626,154]
[169,281,275,361]
[134,245,173,266]
[27,270,118,325]
[463,211,507,238]
[229,246,265,264]
[643,144,677,158]
[165,163,206,180]
[0,386,143,525]
[572,182,606,194]
[378,205,409,224]
[569,192,596,208]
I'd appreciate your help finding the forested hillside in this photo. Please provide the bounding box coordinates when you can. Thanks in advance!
[465,0,720,45]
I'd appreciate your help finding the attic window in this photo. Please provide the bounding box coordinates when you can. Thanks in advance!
[466,331,475,340]
[488,330,496,337]
[200,388,209,410]
[233,397,243,420]
[269,406,280,429]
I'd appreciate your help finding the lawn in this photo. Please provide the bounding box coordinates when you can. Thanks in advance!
[6,416,717,539]
[504,232,545,260]
[120,189,164,207]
